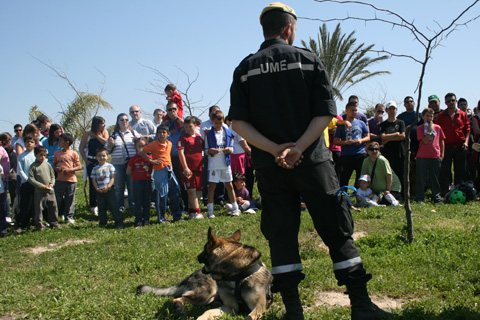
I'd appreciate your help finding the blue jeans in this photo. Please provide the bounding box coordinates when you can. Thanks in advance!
[154,167,182,222]
[113,164,134,209]
[133,179,152,223]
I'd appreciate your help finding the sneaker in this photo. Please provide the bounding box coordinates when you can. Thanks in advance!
[390,201,402,207]
[136,222,143,227]
[207,212,215,219]
[91,207,98,216]
[5,217,12,223]
[351,302,392,320]
[66,218,75,224]
[119,206,125,213]
[244,209,256,214]
[230,209,241,216]
[0,229,7,234]
[194,213,204,219]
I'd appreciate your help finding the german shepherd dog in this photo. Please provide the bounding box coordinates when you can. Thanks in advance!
[138,227,272,320]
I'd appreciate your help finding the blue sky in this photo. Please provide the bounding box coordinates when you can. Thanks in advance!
[1,0,479,136]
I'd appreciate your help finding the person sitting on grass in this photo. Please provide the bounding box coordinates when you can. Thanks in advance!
[28,146,61,231]
[126,136,154,227]
[356,174,384,208]
[138,125,182,223]
[361,141,401,207]
[225,173,258,214]
[91,147,124,229]
[177,116,204,220]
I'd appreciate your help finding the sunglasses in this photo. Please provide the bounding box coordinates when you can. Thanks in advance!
[130,110,140,114]
[15,129,22,132]
[119,118,129,122]
[376,110,384,114]
[168,108,177,111]
[405,100,414,103]
[368,147,380,151]
[446,99,456,103]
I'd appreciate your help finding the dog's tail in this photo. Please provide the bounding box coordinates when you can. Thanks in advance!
[137,284,185,297]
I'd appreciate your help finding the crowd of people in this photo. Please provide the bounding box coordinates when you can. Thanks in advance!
[0,84,261,234]
[0,84,479,235]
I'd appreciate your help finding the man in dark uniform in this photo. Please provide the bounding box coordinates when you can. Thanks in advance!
[229,3,390,320]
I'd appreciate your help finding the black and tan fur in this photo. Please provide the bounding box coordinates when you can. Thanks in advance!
[138,228,272,320]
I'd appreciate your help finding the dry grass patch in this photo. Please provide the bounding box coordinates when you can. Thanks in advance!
[310,289,405,310]
[23,239,94,255]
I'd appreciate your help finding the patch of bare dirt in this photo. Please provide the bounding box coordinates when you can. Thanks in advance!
[308,290,405,310]
[24,239,94,255]
[0,314,26,320]
[319,231,368,253]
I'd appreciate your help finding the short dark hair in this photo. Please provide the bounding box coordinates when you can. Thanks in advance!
[34,145,47,155]
[133,136,150,146]
[458,98,468,105]
[157,124,169,134]
[165,84,176,91]
[24,136,36,144]
[60,133,74,146]
[445,92,456,100]
[345,101,357,109]
[14,124,22,130]
[348,95,359,102]
[184,116,196,125]
[374,103,385,110]
[211,110,225,121]
[404,96,414,102]
[422,108,435,116]
[36,114,50,124]
[153,108,165,116]
[166,101,177,109]
[193,116,202,126]
[209,105,220,115]
[233,173,246,183]
[96,147,108,155]
[261,10,296,38]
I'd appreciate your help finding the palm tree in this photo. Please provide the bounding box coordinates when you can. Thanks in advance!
[302,23,390,101]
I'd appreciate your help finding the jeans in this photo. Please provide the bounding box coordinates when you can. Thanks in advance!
[154,167,182,222]
[113,164,134,210]
[97,188,123,227]
[133,179,152,224]
[54,181,76,220]
[416,157,442,202]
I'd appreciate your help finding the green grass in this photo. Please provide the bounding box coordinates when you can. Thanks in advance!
[1,178,480,319]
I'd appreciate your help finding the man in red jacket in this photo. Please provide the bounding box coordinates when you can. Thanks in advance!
[434,92,470,196]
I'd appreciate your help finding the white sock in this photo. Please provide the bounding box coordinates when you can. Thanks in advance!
[207,203,214,213]
[241,201,250,210]
[231,202,239,211]
[225,203,233,211]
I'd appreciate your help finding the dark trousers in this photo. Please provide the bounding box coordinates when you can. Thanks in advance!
[16,182,35,228]
[54,181,76,220]
[331,151,341,180]
[97,188,123,227]
[87,162,98,208]
[256,160,370,290]
[384,152,404,187]
[133,179,152,223]
[34,192,59,229]
[339,154,367,187]
[440,146,467,196]
[171,155,187,211]
[415,157,442,202]
[0,192,7,232]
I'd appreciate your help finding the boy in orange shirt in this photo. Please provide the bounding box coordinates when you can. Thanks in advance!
[53,133,82,223]
[138,125,182,223]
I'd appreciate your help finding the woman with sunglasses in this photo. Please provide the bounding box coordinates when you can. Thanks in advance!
[79,116,109,216]
[105,113,139,212]
[361,141,401,207]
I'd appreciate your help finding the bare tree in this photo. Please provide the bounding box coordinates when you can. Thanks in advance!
[32,56,112,148]
[306,0,480,242]
[141,64,227,118]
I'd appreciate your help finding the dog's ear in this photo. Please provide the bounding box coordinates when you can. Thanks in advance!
[207,227,217,246]
[229,229,241,242]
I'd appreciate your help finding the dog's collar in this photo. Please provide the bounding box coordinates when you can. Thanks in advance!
[220,260,263,282]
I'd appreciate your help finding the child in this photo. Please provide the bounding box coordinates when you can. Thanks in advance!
[91,147,124,229]
[139,125,182,223]
[177,116,204,219]
[356,175,382,207]
[164,84,183,120]
[416,108,446,204]
[126,136,153,226]
[225,173,256,214]
[42,124,63,169]
[28,146,61,231]
[53,133,82,223]
[0,161,7,235]
[205,110,238,218]
[15,136,37,231]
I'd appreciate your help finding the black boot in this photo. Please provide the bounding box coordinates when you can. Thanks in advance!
[347,284,392,320]
[280,287,304,320]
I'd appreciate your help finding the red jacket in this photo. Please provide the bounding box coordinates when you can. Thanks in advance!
[434,108,470,147]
